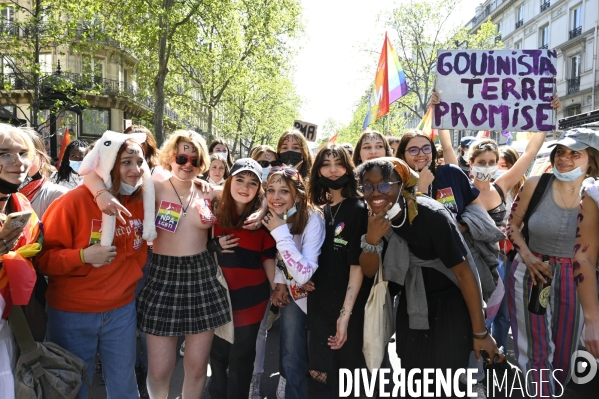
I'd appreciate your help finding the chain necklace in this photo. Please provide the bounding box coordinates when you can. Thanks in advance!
[327,199,345,226]
[169,178,195,216]
[391,197,408,228]
[555,183,579,209]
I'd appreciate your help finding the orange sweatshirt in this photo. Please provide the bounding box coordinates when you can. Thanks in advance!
[35,186,147,312]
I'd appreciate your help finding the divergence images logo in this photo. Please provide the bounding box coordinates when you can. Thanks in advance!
[570,350,598,385]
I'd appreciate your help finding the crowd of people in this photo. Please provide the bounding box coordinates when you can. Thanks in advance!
[0,96,598,399]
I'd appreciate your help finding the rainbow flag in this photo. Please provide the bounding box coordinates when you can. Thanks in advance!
[363,33,408,129]
[416,107,439,144]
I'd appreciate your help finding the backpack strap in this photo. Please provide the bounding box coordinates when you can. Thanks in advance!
[520,173,552,242]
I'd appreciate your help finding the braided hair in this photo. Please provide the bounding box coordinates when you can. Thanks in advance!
[53,139,88,184]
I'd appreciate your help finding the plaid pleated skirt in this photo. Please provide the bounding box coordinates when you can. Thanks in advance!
[137,251,231,336]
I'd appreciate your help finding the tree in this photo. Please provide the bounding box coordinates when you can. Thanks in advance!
[0,0,92,131]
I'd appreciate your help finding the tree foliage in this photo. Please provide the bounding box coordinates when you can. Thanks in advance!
[337,0,502,144]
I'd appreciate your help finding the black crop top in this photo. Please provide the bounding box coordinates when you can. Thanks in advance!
[487,183,507,227]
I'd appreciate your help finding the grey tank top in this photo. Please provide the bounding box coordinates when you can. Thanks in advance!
[527,177,578,258]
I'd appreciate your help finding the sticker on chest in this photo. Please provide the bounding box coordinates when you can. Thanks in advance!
[436,187,458,215]
[195,198,217,224]
[155,201,183,233]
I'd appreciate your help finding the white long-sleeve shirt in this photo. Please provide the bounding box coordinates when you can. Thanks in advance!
[272,210,325,313]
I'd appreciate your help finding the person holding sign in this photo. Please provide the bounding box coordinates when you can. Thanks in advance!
[506,128,599,396]
[38,132,151,399]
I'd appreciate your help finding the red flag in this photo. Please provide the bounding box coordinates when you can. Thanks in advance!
[57,129,71,168]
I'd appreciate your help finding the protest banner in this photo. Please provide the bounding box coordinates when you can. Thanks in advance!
[433,49,557,132]
[294,120,318,142]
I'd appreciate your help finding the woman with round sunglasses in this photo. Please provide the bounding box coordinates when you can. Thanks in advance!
[306,144,372,397]
[262,167,325,399]
[397,130,480,223]
[357,157,500,394]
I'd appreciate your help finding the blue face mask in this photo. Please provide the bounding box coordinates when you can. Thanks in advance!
[69,160,82,174]
[553,161,587,182]
[261,166,271,183]
[494,169,507,180]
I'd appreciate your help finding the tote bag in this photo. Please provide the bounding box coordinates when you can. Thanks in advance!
[363,253,394,371]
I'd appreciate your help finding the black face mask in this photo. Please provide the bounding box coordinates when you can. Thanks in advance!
[317,175,350,190]
[18,171,43,190]
[278,151,303,167]
[0,177,22,194]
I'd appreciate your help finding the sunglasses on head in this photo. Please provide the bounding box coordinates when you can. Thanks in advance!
[258,160,282,168]
[406,144,432,157]
[360,181,402,197]
[174,154,199,167]
[269,166,299,178]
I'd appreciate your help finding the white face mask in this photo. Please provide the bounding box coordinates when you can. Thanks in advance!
[261,166,271,183]
[386,187,403,219]
[472,165,499,182]
[553,161,587,182]
[215,151,228,159]
[120,178,142,195]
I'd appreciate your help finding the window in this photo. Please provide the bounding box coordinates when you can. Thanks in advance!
[82,55,103,86]
[566,105,581,116]
[0,6,15,35]
[570,5,583,39]
[516,6,524,28]
[570,55,581,79]
[82,108,110,137]
[539,25,549,49]
[39,54,52,74]
[1,56,14,75]
[515,41,522,50]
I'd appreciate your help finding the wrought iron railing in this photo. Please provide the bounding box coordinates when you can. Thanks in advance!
[569,26,582,40]
[516,20,523,29]
[540,1,551,12]
[567,77,581,94]
[468,0,506,28]
[539,43,549,49]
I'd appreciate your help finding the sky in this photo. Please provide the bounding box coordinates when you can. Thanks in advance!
[293,0,476,134]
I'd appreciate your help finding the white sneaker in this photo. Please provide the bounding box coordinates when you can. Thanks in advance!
[249,373,261,399]
[276,376,286,399]
[179,340,185,357]
[267,310,281,331]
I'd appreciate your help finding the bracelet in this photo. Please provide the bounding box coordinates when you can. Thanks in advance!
[79,248,86,264]
[339,307,352,317]
[472,329,490,340]
[93,189,109,203]
[360,234,383,254]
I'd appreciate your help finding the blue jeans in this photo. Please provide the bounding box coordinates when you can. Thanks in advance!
[279,299,308,399]
[491,256,510,349]
[46,301,139,399]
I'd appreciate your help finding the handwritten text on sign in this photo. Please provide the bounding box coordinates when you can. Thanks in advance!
[433,49,557,132]
[293,120,318,142]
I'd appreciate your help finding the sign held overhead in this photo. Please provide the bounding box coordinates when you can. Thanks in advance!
[294,120,318,142]
[433,49,557,132]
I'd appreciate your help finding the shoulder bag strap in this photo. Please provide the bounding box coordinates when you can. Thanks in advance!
[520,173,552,242]
[8,305,41,364]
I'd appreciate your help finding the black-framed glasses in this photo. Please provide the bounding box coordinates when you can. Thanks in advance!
[174,154,199,167]
[360,181,402,196]
[258,160,282,168]
[406,145,432,157]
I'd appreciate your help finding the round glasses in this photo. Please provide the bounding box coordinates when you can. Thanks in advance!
[173,154,199,167]
[360,181,401,196]
[405,145,432,157]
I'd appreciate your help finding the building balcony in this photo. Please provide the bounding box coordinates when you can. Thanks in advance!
[569,26,582,40]
[468,0,507,28]
[539,44,549,49]
[515,20,523,29]
[540,1,551,13]
[567,77,580,94]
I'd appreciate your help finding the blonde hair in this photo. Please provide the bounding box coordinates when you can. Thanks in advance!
[21,128,53,177]
[0,123,35,161]
[159,130,210,174]
[468,139,500,163]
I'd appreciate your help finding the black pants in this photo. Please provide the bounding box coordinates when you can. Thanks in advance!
[208,322,261,399]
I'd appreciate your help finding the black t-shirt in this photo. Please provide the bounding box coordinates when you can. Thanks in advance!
[308,198,373,318]
[432,164,479,219]
[391,195,469,295]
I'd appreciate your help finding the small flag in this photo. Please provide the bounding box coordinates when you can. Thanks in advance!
[363,33,408,129]
[57,129,71,168]
[477,130,491,138]
[416,107,439,144]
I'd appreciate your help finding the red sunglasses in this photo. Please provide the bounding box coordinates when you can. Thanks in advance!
[173,154,199,167]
